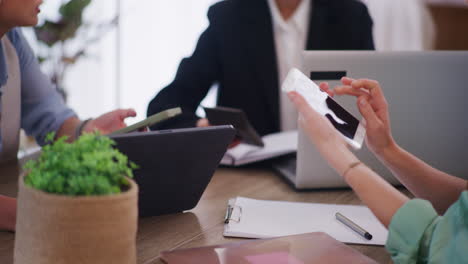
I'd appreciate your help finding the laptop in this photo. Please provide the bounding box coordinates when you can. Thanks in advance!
[111,126,236,216]
[274,51,468,190]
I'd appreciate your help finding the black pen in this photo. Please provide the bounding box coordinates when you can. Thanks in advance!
[335,212,373,240]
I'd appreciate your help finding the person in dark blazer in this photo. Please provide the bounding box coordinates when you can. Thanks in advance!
[147,0,374,136]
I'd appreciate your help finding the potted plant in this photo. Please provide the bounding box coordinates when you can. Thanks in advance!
[14,133,138,264]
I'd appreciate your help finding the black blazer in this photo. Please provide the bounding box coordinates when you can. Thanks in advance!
[148,0,374,136]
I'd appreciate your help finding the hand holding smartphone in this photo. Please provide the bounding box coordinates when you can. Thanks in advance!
[282,68,365,149]
[109,107,182,135]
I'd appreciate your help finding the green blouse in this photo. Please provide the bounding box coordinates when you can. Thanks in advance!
[386,191,468,264]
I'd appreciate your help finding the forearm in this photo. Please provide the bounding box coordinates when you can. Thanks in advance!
[345,164,409,228]
[56,117,81,142]
[0,195,16,231]
[377,143,466,214]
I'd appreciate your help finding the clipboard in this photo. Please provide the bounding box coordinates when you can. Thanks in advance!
[223,197,389,246]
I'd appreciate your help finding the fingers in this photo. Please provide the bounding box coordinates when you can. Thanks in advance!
[341,76,354,85]
[287,91,322,122]
[338,77,381,96]
[333,85,368,97]
[357,96,380,128]
[319,82,334,97]
[196,118,210,127]
[117,108,137,120]
[350,79,384,100]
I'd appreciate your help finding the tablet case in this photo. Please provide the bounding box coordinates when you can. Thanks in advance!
[111,126,235,217]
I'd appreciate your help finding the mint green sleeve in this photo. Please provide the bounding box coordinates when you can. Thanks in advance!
[385,192,468,264]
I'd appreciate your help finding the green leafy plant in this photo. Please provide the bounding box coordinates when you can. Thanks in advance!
[24,132,137,196]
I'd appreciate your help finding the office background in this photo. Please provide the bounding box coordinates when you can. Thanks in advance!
[23,0,468,124]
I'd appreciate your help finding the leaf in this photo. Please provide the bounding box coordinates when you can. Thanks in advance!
[59,0,92,19]
[24,132,136,196]
[34,21,65,46]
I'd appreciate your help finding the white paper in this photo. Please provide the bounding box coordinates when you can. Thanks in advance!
[222,131,297,166]
[224,197,388,246]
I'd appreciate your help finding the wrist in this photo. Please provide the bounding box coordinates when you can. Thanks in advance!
[330,146,360,177]
[74,118,93,140]
[342,161,362,179]
[375,140,399,161]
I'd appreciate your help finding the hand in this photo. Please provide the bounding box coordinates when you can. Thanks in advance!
[287,91,359,176]
[196,118,210,127]
[332,77,395,155]
[83,109,137,135]
[318,82,335,97]
[196,118,241,148]
[0,195,16,232]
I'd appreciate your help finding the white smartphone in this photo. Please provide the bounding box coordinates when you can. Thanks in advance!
[282,68,366,149]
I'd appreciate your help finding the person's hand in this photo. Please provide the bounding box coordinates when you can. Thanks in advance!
[287,91,359,176]
[332,77,396,155]
[0,195,16,232]
[83,109,137,135]
[196,118,210,127]
[196,118,241,148]
[318,82,335,97]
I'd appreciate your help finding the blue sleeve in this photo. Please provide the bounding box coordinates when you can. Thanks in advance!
[8,29,76,145]
[386,192,468,264]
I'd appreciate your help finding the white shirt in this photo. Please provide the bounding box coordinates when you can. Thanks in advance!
[361,0,435,51]
[267,0,311,131]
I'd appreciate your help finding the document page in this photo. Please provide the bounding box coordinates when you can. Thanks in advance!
[224,197,388,246]
[222,131,297,166]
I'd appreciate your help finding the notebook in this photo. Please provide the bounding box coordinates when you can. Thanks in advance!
[161,232,378,264]
[224,197,388,246]
[220,131,297,166]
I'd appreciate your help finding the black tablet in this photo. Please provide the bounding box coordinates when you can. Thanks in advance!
[110,126,235,217]
[204,106,264,147]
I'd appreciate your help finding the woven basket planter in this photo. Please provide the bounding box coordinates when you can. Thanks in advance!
[14,173,138,264]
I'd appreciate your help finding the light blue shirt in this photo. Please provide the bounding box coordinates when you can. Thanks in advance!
[0,28,76,147]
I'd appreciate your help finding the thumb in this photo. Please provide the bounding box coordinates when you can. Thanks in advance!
[118,109,137,120]
[357,97,380,127]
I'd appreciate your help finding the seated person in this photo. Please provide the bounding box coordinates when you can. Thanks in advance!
[287,77,467,263]
[147,0,374,135]
[0,0,137,231]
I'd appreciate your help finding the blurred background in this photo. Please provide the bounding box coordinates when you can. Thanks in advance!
[21,0,468,125]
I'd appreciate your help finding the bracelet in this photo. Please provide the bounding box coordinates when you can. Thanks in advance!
[342,161,362,179]
[74,118,92,140]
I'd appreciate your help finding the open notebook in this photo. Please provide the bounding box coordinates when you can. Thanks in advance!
[224,197,388,246]
[220,131,297,166]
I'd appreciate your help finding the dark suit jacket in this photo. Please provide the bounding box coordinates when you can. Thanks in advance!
[147,0,374,136]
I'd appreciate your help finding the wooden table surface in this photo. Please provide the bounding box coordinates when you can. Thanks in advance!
[0,160,393,264]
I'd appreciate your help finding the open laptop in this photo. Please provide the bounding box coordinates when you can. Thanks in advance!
[111,126,235,216]
[274,51,468,190]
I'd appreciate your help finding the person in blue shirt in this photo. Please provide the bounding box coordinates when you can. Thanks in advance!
[287,76,467,263]
[0,0,137,231]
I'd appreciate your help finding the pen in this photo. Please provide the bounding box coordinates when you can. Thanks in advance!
[335,212,373,240]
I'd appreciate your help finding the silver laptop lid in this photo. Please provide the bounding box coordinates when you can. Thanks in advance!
[295,51,468,189]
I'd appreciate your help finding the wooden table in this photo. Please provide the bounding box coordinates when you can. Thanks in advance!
[0,160,393,264]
